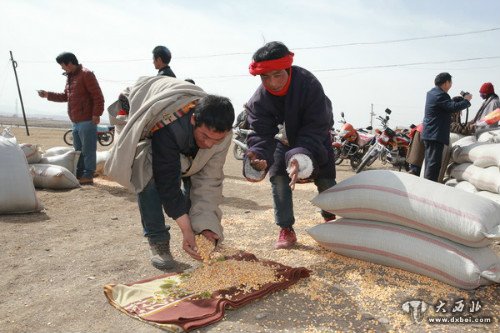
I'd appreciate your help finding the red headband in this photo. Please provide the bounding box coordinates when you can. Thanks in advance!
[249,52,294,76]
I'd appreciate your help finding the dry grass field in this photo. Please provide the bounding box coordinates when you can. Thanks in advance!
[0,125,498,333]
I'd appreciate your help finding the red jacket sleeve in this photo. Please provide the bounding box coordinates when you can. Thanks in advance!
[47,88,68,102]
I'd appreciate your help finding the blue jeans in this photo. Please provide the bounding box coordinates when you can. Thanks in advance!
[270,175,336,229]
[72,120,97,178]
[137,177,191,243]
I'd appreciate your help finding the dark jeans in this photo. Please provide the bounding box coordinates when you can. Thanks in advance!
[270,175,336,229]
[137,177,191,243]
[423,140,444,182]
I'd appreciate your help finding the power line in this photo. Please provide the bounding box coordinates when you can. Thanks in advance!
[16,27,500,63]
[294,27,500,50]
[402,64,500,71]
[314,55,500,73]
[193,55,500,79]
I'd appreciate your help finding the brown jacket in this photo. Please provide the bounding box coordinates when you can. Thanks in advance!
[47,65,104,123]
[406,130,425,167]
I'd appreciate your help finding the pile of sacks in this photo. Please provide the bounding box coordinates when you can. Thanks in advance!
[23,145,81,190]
[1,129,43,214]
[0,127,109,214]
[307,170,500,290]
[446,129,500,204]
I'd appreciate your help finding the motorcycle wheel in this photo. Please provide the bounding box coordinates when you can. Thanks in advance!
[333,147,343,165]
[349,153,362,170]
[356,146,377,173]
[233,143,245,160]
[63,130,73,146]
[98,132,114,146]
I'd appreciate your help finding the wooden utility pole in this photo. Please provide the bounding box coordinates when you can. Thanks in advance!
[9,51,30,136]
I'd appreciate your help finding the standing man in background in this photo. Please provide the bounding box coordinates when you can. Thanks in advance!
[421,72,471,182]
[38,52,104,185]
[153,46,176,77]
[473,82,500,129]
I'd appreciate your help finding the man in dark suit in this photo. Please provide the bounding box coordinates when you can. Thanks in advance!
[421,72,472,182]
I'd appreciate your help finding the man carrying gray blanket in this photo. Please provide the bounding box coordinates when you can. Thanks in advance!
[105,76,234,269]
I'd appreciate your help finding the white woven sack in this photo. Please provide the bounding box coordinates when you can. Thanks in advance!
[0,137,43,213]
[0,127,17,144]
[450,163,500,194]
[19,143,43,164]
[449,133,465,145]
[39,150,81,176]
[312,170,500,247]
[445,179,478,193]
[444,178,458,187]
[471,144,500,168]
[30,164,80,190]
[307,219,500,290]
[42,146,75,157]
[451,142,486,164]
[451,142,500,167]
[451,135,476,148]
[95,150,110,175]
[477,191,500,205]
[478,129,500,143]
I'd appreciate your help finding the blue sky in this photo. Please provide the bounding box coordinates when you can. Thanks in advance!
[1,0,499,128]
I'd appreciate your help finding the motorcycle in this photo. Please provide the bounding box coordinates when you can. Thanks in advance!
[232,123,289,161]
[355,108,410,173]
[232,126,253,160]
[333,112,375,170]
[63,125,115,147]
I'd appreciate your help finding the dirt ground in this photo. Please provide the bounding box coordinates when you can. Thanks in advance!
[1,126,499,333]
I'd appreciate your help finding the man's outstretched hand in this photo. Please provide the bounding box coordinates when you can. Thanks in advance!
[246,151,267,171]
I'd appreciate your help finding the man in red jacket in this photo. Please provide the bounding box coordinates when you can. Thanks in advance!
[38,52,104,185]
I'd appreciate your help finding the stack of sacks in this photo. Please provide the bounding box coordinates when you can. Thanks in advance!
[0,135,43,214]
[308,170,500,290]
[446,131,500,204]
[0,127,17,144]
[18,145,80,190]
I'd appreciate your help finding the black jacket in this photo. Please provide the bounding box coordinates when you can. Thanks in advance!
[151,110,197,219]
[422,86,470,145]
[157,66,176,78]
[246,66,335,179]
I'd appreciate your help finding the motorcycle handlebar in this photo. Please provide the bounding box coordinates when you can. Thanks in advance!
[233,128,254,135]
